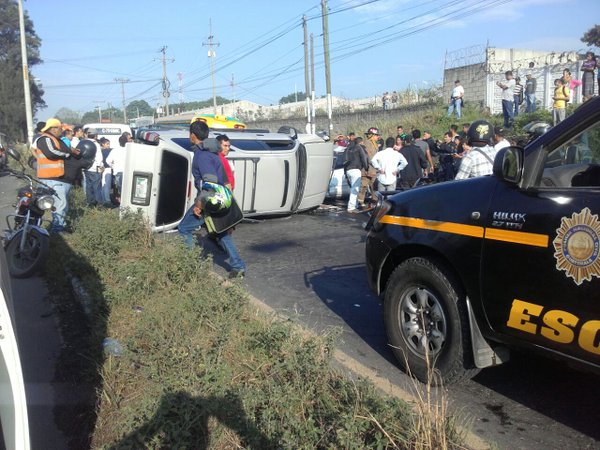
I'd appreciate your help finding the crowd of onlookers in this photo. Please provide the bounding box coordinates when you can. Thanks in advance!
[449,53,598,128]
[334,120,518,212]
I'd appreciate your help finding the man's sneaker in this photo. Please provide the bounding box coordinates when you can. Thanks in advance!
[229,269,245,279]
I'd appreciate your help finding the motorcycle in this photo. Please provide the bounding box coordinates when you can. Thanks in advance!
[1,148,55,278]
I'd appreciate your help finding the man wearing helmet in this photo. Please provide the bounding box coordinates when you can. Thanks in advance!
[454,120,498,180]
[357,127,380,209]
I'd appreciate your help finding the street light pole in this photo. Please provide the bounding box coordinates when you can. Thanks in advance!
[17,0,34,145]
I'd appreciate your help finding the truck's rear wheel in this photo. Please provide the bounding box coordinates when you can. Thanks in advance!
[383,257,479,385]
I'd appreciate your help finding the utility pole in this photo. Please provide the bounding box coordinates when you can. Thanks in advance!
[203,19,220,114]
[321,0,333,134]
[177,72,184,112]
[310,32,316,134]
[158,46,174,116]
[115,78,129,122]
[17,0,33,145]
[303,15,311,133]
[230,74,236,103]
[94,100,104,122]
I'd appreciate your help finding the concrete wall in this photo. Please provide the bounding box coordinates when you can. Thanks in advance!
[245,101,438,136]
[444,63,488,110]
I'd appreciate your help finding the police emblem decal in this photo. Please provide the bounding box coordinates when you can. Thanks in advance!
[553,207,600,285]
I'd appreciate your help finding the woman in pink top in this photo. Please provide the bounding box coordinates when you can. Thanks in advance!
[562,68,582,103]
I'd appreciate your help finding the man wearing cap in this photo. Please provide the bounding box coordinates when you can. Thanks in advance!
[357,127,380,209]
[447,80,464,119]
[32,118,81,232]
[525,73,537,113]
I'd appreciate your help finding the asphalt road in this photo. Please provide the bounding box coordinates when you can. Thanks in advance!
[207,199,599,450]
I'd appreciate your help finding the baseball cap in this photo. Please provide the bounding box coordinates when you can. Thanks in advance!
[366,127,380,135]
[41,118,62,132]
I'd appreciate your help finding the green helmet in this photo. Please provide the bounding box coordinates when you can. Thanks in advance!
[202,181,232,214]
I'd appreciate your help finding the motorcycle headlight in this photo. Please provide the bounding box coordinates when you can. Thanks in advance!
[36,195,55,210]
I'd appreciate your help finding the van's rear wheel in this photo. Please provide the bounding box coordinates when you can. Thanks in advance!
[383,257,479,385]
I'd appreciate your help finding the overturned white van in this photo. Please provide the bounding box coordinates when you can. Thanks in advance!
[120,127,333,231]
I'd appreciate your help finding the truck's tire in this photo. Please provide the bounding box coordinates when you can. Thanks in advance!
[383,257,480,385]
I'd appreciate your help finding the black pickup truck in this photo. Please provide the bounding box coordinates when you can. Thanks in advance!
[366,97,600,384]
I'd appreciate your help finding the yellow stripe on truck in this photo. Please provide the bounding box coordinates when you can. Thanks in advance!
[380,215,484,238]
[484,228,549,248]
[381,215,549,248]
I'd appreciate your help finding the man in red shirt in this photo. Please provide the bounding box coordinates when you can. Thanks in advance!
[216,135,234,190]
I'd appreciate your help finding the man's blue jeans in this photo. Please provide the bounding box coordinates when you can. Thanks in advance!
[447,99,461,118]
[44,179,72,232]
[502,100,514,127]
[525,93,536,113]
[178,205,245,271]
[84,170,103,205]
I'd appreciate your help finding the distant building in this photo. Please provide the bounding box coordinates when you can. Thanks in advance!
[443,46,583,114]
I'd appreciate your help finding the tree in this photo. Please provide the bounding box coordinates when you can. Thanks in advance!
[581,25,600,48]
[279,91,307,105]
[55,107,81,124]
[0,0,45,142]
[126,100,153,118]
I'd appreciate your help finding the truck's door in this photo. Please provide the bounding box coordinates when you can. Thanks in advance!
[121,141,193,231]
[481,118,600,365]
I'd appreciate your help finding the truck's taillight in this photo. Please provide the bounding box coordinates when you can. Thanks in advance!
[131,172,153,206]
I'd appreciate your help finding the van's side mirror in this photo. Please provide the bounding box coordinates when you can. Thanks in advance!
[493,146,523,184]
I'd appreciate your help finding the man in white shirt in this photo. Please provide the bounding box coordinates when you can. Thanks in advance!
[447,80,464,119]
[497,71,516,128]
[493,126,510,151]
[370,137,408,191]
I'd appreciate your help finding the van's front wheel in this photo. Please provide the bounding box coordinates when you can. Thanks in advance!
[383,257,479,385]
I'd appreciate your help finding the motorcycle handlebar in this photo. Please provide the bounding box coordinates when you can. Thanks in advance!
[2,167,59,198]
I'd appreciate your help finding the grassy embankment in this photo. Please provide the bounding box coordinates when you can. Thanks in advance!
[340,101,555,142]
[43,185,466,449]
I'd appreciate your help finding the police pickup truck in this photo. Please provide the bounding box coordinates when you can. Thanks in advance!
[366,97,600,384]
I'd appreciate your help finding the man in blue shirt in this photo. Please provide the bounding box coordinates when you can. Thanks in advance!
[178,120,246,278]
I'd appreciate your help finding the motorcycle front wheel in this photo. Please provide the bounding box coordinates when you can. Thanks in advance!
[6,229,49,278]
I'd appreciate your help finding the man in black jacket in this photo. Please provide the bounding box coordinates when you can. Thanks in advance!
[399,135,428,189]
[343,137,368,213]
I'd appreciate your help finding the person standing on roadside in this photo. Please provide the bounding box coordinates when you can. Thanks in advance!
[32,118,82,232]
[83,132,104,206]
[398,135,428,189]
[178,120,246,278]
[581,52,597,102]
[370,137,407,192]
[513,77,523,117]
[524,73,537,113]
[71,126,84,148]
[357,127,380,209]
[497,71,516,128]
[455,120,497,180]
[552,78,570,126]
[344,136,368,213]
[447,80,464,119]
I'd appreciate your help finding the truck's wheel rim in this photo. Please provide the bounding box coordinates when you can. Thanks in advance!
[399,287,447,358]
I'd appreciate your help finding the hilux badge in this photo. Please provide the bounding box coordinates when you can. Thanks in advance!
[553,207,600,285]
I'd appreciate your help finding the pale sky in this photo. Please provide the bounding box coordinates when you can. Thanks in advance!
[24,0,600,118]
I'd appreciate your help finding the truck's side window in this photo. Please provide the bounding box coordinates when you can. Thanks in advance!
[539,123,600,188]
